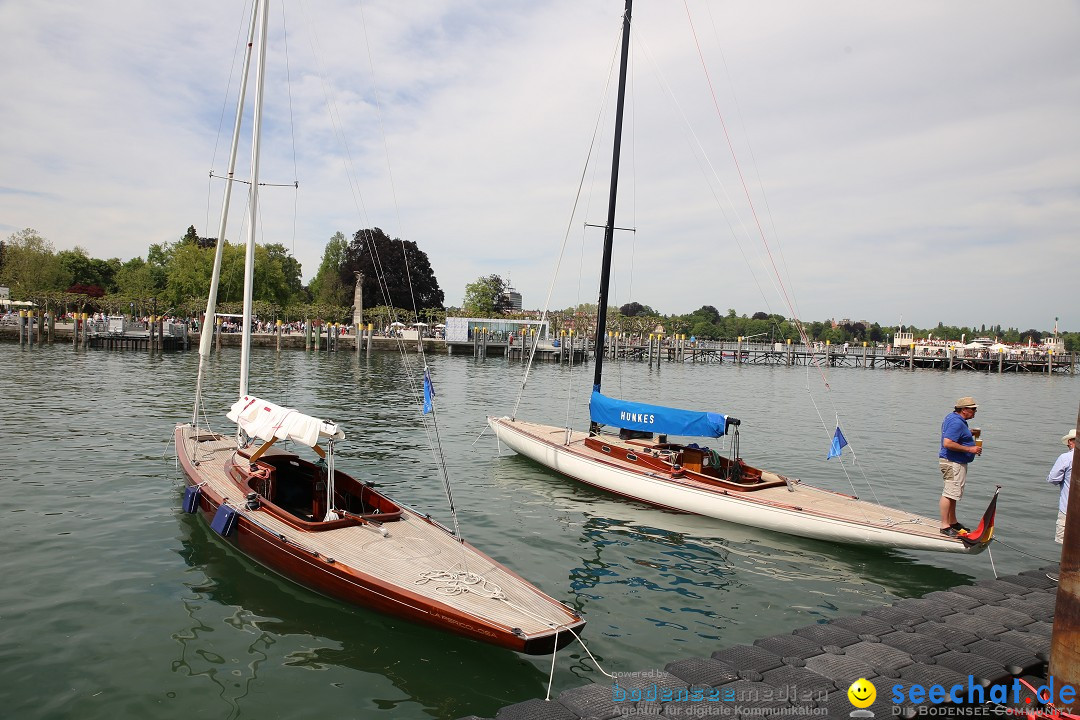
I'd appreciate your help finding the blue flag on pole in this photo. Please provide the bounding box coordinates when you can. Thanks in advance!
[422,368,436,415]
[827,427,848,459]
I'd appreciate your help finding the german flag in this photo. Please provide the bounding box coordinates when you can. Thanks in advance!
[962,485,1001,548]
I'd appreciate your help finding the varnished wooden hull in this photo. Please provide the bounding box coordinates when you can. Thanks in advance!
[175,424,584,655]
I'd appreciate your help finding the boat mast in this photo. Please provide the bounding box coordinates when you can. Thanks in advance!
[238,0,270,405]
[590,0,632,433]
[192,0,261,428]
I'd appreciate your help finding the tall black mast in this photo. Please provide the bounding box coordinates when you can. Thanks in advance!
[590,0,632,434]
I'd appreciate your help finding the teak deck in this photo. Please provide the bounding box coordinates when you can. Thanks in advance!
[176,424,582,652]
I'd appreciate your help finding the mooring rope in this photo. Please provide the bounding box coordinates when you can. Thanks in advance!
[989,536,1060,565]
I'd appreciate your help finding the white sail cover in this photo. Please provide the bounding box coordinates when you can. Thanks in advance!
[227,395,345,448]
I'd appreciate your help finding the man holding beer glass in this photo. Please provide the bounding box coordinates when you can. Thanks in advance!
[938,396,983,536]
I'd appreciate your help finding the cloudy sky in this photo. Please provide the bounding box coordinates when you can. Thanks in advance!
[2,1,1076,330]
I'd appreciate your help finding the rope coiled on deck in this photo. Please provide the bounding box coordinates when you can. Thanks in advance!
[415,568,506,599]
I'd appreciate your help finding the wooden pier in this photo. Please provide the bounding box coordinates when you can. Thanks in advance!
[447,334,1075,374]
[612,339,1075,374]
[3,318,1074,374]
[88,333,186,351]
[462,564,1063,720]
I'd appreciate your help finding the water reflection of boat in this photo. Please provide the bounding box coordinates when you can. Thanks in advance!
[173,512,550,719]
[489,458,972,612]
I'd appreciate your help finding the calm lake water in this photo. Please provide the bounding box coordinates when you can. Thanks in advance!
[0,341,1074,719]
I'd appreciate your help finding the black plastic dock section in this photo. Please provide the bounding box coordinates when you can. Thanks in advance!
[461,565,1062,719]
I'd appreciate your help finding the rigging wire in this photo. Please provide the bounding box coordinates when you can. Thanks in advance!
[277,0,301,262]
[679,1,910,513]
[509,21,626,426]
[298,0,463,547]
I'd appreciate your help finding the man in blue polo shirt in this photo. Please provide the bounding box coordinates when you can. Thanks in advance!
[939,396,983,536]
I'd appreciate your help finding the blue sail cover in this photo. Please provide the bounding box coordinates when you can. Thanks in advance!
[590,391,728,438]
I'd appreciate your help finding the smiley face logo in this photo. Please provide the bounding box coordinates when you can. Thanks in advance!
[848,678,876,708]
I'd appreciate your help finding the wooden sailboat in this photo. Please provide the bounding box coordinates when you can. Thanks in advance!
[175,0,583,655]
[489,0,997,555]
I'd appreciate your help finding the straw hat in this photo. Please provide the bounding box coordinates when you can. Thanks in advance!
[1063,429,1077,446]
[954,397,978,409]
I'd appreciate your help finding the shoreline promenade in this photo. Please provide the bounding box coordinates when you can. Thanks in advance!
[1,321,1075,373]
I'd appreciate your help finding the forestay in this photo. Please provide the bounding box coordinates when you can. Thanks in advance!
[589,391,729,438]
[228,395,345,448]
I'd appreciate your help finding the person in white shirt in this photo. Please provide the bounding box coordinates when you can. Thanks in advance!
[1047,428,1075,545]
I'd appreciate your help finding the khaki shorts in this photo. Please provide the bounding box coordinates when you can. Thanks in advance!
[1056,512,1066,545]
[939,459,967,501]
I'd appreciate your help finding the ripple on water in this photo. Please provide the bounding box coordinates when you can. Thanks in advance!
[0,343,1071,718]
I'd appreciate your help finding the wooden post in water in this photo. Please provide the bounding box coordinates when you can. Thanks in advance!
[215,316,222,352]
[1047,402,1080,712]
[81,312,89,348]
[275,319,282,351]
[35,310,42,344]
[948,346,954,372]
[366,323,373,358]
[787,339,793,366]
[908,343,915,371]
[48,311,55,344]
[736,336,743,365]
[1049,350,1054,374]
[998,347,1004,374]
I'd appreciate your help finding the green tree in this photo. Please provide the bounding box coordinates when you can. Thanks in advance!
[114,257,159,299]
[57,246,120,294]
[310,232,350,306]
[619,301,657,317]
[463,274,508,316]
[342,228,444,312]
[0,228,70,296]
[264,243,304,301]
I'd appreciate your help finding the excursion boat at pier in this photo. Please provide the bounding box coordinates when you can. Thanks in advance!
[490,0,998,554]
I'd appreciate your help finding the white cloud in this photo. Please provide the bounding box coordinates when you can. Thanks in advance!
[1,0,1076,330]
